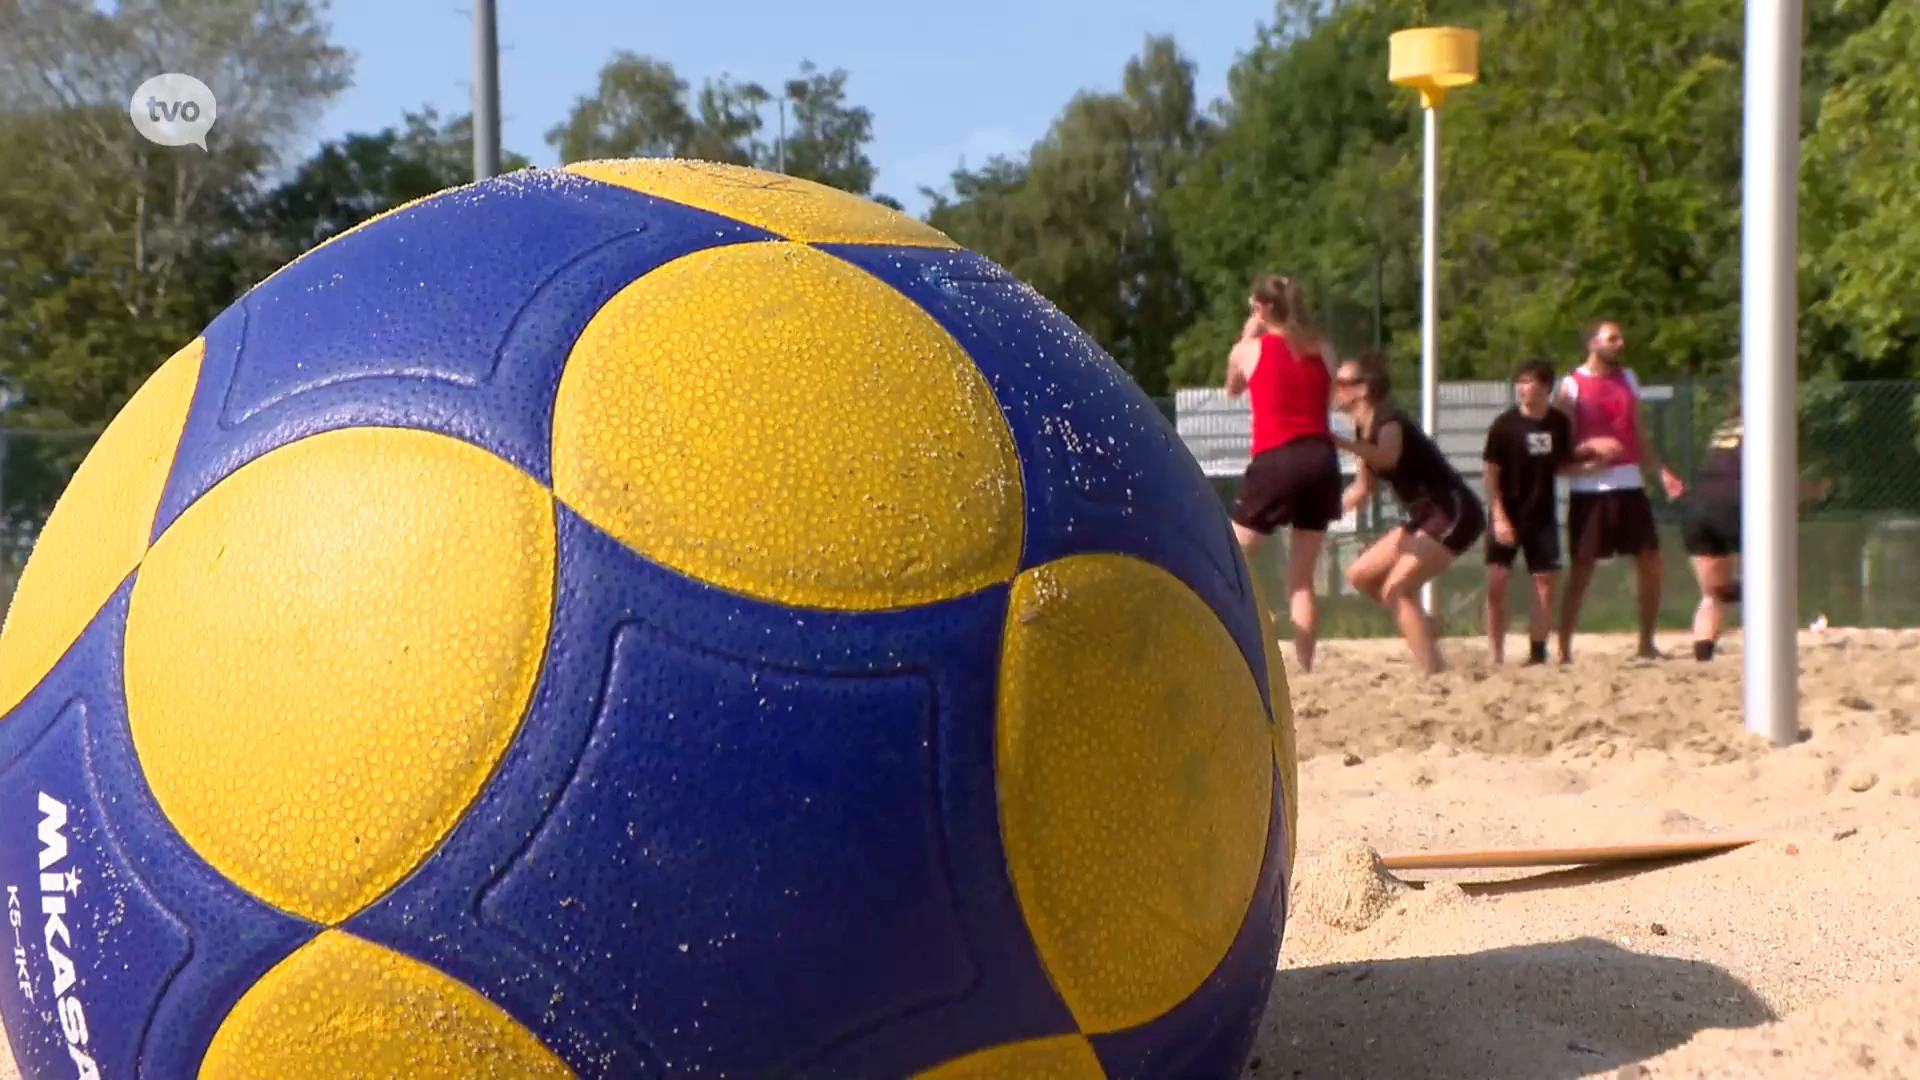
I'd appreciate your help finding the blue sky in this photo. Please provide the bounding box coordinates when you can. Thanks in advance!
[309,0,1280,216]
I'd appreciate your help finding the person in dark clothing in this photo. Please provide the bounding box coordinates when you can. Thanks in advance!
[1481,359,1603,665]
[1680,399,1833,661]
[1331,352,1487,675]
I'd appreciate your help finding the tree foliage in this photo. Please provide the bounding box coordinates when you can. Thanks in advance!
[1803,0,1917,375]
[926,35,1216,395]
[546,53,884,198]
[8,0,1920,463]
[926,0,1920,393]
[0,0,351,429]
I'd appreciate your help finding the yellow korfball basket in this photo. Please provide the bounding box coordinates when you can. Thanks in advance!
[1389,26,1481,108]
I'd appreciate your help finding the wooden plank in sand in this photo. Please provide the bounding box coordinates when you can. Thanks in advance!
[1378,836,1763,871]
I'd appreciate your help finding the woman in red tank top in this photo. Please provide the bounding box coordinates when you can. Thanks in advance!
[1224,273,1344,673]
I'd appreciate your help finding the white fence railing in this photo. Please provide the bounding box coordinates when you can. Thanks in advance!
[1175,381,1676,539]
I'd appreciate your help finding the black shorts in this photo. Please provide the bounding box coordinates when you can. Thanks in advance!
[1402,487,1486,556]
[1568,488,1659,560]
[1485,516,1562,573]
[1231,437,1343,534]
[1682,499,1741,557]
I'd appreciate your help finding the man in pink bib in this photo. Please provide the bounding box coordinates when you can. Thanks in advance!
[1552,320,1686,661]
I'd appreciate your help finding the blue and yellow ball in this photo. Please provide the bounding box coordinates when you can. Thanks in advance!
[0,160,1297,1079]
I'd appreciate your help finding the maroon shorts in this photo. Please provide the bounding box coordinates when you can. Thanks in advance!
[1231,437,1343,534]
[1402,487,1486,556]
[1568,488,1660,560]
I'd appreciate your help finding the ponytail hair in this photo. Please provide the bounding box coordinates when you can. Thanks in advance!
[1250,273,1326,356]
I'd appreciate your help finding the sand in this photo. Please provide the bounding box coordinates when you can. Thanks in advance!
[1258,627,1920,1079]
[3,629,1915,1078]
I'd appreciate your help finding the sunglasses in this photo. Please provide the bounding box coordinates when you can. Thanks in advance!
[1334,375,1366,387]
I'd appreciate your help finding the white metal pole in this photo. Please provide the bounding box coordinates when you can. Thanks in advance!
[1419,103,1440,614]
[1740,0,1802,747]
[472,0,501,180]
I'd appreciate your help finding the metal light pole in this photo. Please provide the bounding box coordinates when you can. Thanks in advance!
[1420,106,1440,472]
[1390,26,1479,614]
[1741,0,1804,747]
[472,0,501,180]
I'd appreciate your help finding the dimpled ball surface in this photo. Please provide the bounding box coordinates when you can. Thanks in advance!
[0,160,1298,1080]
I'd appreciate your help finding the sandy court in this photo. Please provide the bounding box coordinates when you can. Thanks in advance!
[1260,628,1920,1079]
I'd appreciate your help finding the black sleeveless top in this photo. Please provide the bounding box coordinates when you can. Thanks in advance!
[1692,415,1742,505]
[1363,407,1471,507]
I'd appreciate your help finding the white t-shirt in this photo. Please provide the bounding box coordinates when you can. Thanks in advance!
[1557,367,1645,493]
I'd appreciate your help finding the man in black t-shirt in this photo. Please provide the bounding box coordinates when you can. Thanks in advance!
[1482,359,1581,664]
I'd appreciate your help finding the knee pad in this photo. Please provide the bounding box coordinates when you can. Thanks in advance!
[1711,579,1742,604]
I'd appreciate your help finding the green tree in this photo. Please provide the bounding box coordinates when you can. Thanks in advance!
[1162,0,1910,392]
[922,158,1032,271]
[546,52,700,161]
[1802,0,1920,377]
[247,107,531,257]
[687,75,772,165]
[548,53,890,200]
[0,1,348,551]
[1165,0,1425,388]
[775,62,877,195]
[0,0,351,429]
[925,36,1216,395]
[1430,0,1748,379]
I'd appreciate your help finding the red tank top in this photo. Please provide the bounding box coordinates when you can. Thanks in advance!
[1247,333,1331,455]
[1567,366,1642,466]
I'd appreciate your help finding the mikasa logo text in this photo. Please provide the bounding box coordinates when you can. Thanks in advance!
[30,793,100,1079]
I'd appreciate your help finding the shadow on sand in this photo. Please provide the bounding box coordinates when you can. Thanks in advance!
[1249,937,1775,1080]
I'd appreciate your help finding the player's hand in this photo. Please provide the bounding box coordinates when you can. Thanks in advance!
[1582,436,1625,465]
[1661,467,1685,499]
[1492,515,1516,546]
[1341,483,1366,513]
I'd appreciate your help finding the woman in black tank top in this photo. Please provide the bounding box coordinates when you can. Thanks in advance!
[1680,400,1832,662]
[1327,353,1486,674]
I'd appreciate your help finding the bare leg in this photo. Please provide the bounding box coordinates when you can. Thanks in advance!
[1344,529,1404,605]
[1286,527,1326,672]
[1233,522,1266,557]
[1529,572,1559,664]
[1485,562,1511,663]
[1234,521,1271,621]
[1558,558,1597,664]
[1634,548,1664,658]
[1691,554,1735,659]
[1381,533,1459,675]
[1391,591,1443,674]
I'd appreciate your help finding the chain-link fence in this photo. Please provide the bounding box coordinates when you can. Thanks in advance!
[2,380,1918,636]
